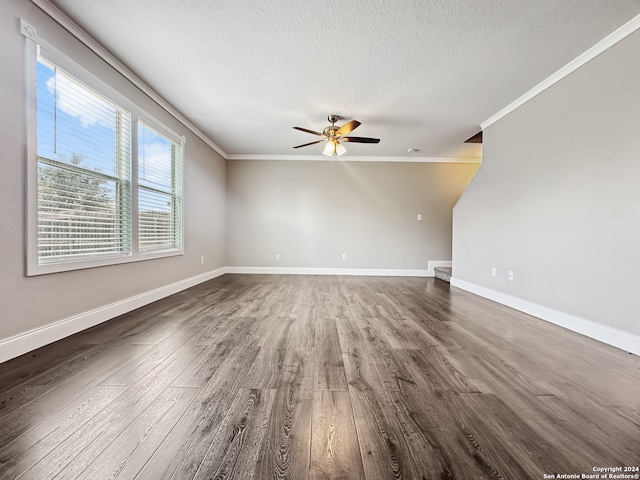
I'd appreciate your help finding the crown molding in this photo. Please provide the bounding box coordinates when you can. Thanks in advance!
[29,0,229,160]
[22,2,476,167]
[32,0,639,160]
[226,154,482,163]
[481,13,640,130]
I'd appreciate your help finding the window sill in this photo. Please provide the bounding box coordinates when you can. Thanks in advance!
[26,249,184,276]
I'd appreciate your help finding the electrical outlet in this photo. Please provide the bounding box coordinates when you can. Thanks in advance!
[508,271,514,281]
[417,213,422,221]
[342,253,348,261]
[275,253,280,261]
[200,256,204,264]
[491,267,496,277]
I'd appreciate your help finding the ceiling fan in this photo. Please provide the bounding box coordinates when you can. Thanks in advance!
[293,115,380,156]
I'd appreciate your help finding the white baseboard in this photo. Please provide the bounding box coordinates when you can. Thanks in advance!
[450,277,640,356]
[0,263,453,364]
[428,260,452,271]
[226,266,438,277]
[0,267,228,364]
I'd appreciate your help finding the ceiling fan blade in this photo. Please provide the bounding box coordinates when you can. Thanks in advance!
[336,120,361,137]
[342,136,380,144]
[293,140,323,149]
[293,126,324,136]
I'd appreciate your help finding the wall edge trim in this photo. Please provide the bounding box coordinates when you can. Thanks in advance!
[450,277,640,356]
[0,267,228,364]
[226,266,436,277]
[481,13,640,130]
[27,2,228,159]
[226,155,482,163]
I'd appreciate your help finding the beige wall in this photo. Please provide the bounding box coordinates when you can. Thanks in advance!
[0,0,226,342]
[227,160,478,269]
[453,29,640,336]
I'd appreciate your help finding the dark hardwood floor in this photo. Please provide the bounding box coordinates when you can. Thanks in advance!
[0,274,638,479]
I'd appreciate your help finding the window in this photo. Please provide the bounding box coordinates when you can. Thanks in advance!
[36,53,132,264]
[138,119,183,253]
[27,40,184,275]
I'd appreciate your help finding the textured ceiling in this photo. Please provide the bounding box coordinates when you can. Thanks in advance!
[49,0,640,160]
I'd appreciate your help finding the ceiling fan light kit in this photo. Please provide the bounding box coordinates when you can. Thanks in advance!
[293,115,380,157]
[323,140,346,156]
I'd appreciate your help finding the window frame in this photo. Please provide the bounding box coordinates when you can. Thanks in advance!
[137,115,184,254]
[25,33,184,276]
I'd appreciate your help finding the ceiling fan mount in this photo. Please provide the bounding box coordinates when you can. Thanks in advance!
[293,114,380,156]
[323,115,340,138]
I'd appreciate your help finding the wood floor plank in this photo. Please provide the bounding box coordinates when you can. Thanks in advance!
[134,345,260,480]
[27,342,131,387]
[350,312,418,393]
[66,386,199,480]
[0,384,128,479]
[254,348,314,480]
[0,344,152,448]
[0,274,637,479]
[242,348,287,389]
[0,384,56,424]
[393,388,542,479]
[532,394,640,468]
[100,328,206,386]
[337,312,408,395]
[0,344,94,397]
[255,390,312,480]
[455,347,559,398]
[444,394,541,480]
[171,316,259,388]
[17,344,205,480]
[255,316,295,349]
[388,389,501,479]
[170,342,234,388]
[310,390,365,480]
[452,392,575,476]
[192,388,276,479]
[185,315,231,345]
[288,304,317,348]
[362,303,437,351]
[396,347,480,394]
[390,404,460,478]
[349,388,421,480]
[277,347,314,400]
[0,343,148,417]
[313,318,348,391]
[340,344,380,393]
[450,349,640,469]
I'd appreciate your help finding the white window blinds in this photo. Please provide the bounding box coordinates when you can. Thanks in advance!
[36,50,132,264]
[29,39,184,275]
[138,120,183,253]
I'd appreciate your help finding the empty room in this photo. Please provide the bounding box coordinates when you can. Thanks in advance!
[0,0,639,479]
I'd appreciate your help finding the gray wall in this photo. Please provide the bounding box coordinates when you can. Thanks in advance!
[453,29,640,336]
[0,0,226,342]
[227,160,478,269]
